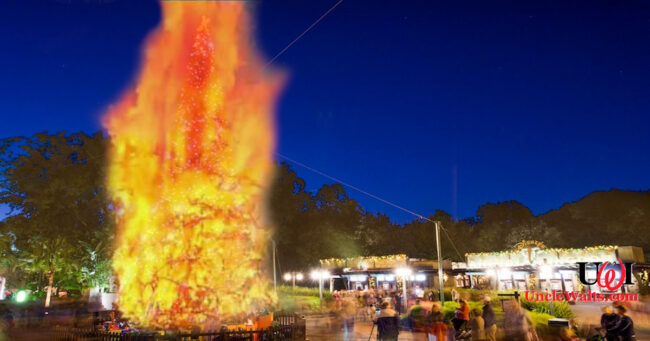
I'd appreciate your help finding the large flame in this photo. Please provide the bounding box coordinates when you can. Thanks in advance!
[104,1,280,329]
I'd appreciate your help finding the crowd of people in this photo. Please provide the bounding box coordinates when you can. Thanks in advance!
[326,288,640,341]
[327,288,536,341]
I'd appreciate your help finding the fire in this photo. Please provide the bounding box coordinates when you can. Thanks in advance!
[104,1,280,329]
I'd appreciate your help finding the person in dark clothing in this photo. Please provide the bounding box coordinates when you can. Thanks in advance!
[599,306,619,341]
[374,301,399,341]
[611,305,635,341]
[482,296,497,341]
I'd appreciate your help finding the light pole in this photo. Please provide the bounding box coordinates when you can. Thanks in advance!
[434,221,445,305]
[311,270,329,311]
[396,267,412,312]
[540,265,554,315]
[283,272,304,290]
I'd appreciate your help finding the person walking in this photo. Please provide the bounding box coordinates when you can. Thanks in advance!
[407,299,427,331]
[599,306,619,341]
[611,305,636,341]
[374,301,400,341]
[468,308,486,341]
[426,302,447,341]
[481,296,497,341]
[503,299,536,341]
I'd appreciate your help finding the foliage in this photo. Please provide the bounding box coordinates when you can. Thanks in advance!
[521,298,575,319]
[276,285,333,313]
[3,131,650,296]
[0,132,113,295]
[277,285,334,301]
[529,311,554,338]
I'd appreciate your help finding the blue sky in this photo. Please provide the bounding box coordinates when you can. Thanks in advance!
[1,0,649,222]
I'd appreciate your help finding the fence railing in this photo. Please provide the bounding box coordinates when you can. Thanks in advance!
[51,313,306,341]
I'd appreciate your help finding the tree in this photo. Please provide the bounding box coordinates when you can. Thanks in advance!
[267,162,311,271]
[0,132,114,305]
[472,200,535,251]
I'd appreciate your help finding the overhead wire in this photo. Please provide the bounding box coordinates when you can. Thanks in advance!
[275,153,466,260]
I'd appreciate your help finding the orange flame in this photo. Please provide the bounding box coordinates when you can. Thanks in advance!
[104,1,280,329]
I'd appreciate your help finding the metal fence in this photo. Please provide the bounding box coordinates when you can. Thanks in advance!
[52,313,306,341]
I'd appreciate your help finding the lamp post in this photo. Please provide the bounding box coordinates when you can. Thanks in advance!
[396,267,412,312]
[540,265,554,315]
[311,270,329,311]
[283,272,304,290]
[434,221,445,305]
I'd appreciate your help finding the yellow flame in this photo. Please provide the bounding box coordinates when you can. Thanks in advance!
[104,1,279,329]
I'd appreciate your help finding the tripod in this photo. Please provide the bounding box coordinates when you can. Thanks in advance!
[367,322,376,341]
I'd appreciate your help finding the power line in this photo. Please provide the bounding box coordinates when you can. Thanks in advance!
[276,153,430,220]
[265,0,344,67]
[275,153,465,260]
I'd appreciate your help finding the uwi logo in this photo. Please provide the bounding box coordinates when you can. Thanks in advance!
[577,258,634,291]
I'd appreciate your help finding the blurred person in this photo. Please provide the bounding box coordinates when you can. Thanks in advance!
[468,308,485,341]
[452,288,460,302]
[611,305,635,341]
[407,299,427,331]
[599,306,619,341]
[452,299,470,334]
[395,292,403,315]
[374,301,399,341]
[426,302,447,341]
[559,327,579,341]
[482,295,497,341]
[503,299,537,341]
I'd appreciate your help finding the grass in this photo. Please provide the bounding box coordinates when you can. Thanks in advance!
[275,285,334,313]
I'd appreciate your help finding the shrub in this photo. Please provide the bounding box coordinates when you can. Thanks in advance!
[277,285,333,301]
[521,298,575,319]
[529,311,554,338]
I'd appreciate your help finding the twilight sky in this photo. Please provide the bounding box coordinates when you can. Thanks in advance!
[1,0,649,222]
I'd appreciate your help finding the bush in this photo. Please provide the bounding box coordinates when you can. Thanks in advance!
[277,285,333,301]
[529,311,554,338]
[276,285,334,314]
[521,298,575,319]
[277,295,322,313]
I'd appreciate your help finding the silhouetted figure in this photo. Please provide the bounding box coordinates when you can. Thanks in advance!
[599,306,619,341]
[482,296,497,341]
[611,305,635,341]
[374,301,399,341]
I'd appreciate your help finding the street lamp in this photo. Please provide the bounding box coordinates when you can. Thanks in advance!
[311,270,330,311]
[497,267,511,291]
[540,264,554,315]
[395,267,412,311]
[283,272,304,289]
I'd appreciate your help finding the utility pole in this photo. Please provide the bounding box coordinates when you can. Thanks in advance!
[435,221,445,305]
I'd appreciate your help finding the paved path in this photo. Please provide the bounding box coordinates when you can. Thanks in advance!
[306,315,427,341]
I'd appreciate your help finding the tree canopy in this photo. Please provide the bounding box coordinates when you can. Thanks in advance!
[0,132,113,297]
[1,131,649,291]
